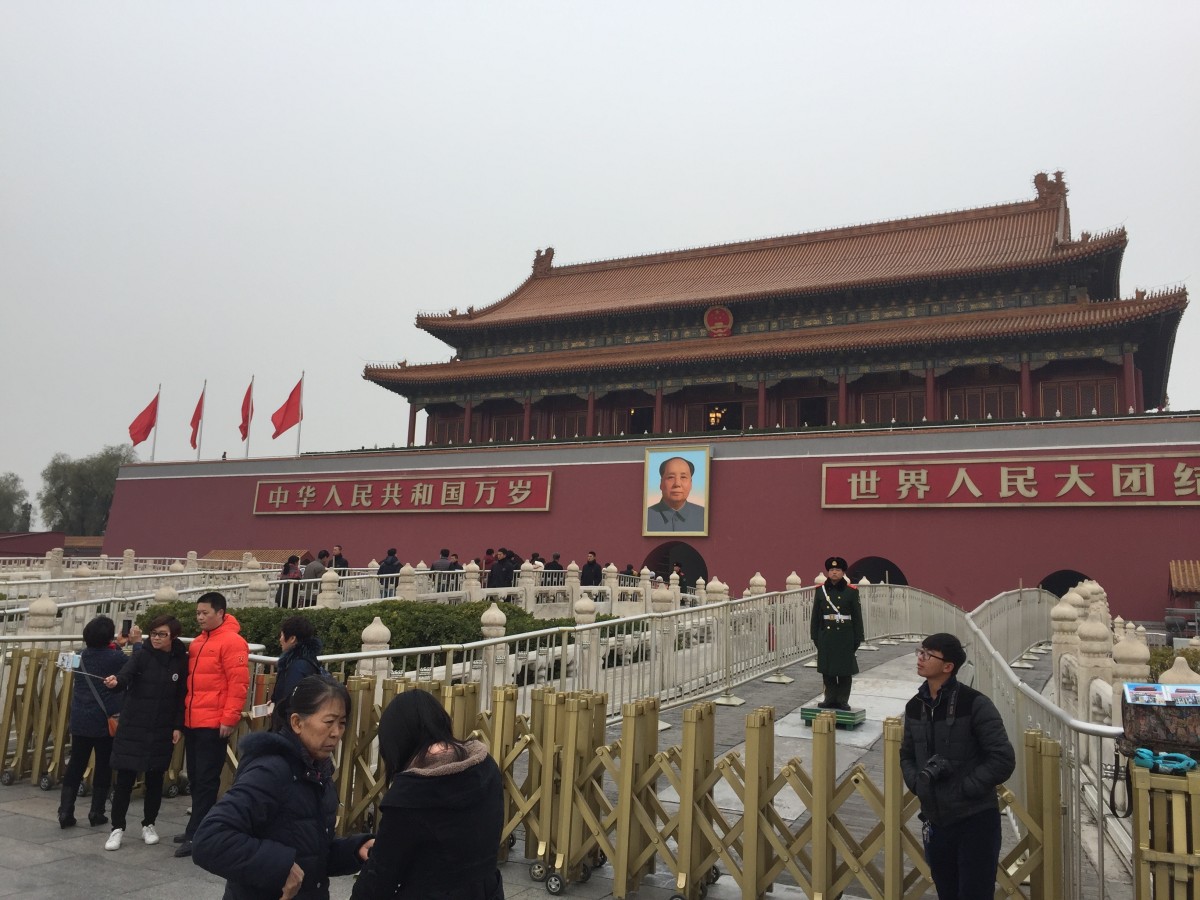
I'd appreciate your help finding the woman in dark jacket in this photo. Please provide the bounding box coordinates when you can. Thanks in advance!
[276,556,302,607]
[351,690,504,900]
[59,615,126,829]
[101,613,188,850]
[270,616,324,730]
[193,676,373,900]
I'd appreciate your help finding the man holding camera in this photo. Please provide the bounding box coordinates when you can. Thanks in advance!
[900,633,1015,900]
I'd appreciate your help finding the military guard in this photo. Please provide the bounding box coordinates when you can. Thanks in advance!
[810,556,864,710]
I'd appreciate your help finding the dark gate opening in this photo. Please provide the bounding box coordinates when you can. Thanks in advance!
[848,556,908,586]
[642,541,708,589]
[1038,568,1090,597]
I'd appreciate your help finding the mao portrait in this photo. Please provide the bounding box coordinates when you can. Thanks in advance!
[643,447,710,536]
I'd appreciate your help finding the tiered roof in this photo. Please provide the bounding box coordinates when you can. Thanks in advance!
[415,172,1121,337]
[369,289,1186,388]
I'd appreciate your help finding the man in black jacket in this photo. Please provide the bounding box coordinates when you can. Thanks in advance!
[579,550,603,587]
[900,633,1015,900]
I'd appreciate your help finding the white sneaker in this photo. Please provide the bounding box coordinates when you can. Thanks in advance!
[142,824,159,845]
[105,828,124,851]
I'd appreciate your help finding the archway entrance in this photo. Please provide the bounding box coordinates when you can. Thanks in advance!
[848,556,908,586]
[642,541,709,588]
[1038,568,1090,597]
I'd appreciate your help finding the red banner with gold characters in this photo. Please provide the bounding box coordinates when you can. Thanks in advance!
[822,453,1200,508]
[253,473,552,515]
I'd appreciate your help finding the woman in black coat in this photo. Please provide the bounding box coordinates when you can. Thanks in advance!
[101,614,188,850]
[193,676,373,900]
[270,616,324,730]
[59,616,126,829]
[350,690,504,900]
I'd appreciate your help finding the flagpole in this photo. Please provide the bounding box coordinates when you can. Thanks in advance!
[245,375,254,460]
[151,384,161,462]
[295,371,305,457]
[196,379,206,461]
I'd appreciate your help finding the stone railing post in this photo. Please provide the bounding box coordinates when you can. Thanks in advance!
[481,602,508,699]
[639,566,653,612]
[316,570,342,609]
[186,551,198,572]
[603,563,620,606]
[518,561,536,610]
[243,556,271,607]
[463,561,482,603]
[748,572,766,596]
[1076,600,1113,764]
[565,562,581,608]
[397,564,417,602]
[573,594,598,691]
[694,577,707,606]
[1112,620,1151,756]
[1158,655,1200,685]
[1050,592,1079,695]
[669,572,681,605]
[27,593,61,648]
[358,616,392,682]
[47,548,65,579]
[121,549,136,577]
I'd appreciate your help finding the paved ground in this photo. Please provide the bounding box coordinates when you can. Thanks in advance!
[0,641,1130,899]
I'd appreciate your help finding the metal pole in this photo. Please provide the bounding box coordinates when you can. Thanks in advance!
[295,371,304,457]
[196,379,206,461]
[245,375,254,459]
[150,383,161,462]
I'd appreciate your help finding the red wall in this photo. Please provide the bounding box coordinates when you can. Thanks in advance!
[104,432,1199,624]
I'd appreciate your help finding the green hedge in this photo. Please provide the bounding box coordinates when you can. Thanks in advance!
[138,601,597,656]
[1148,646,1200,682]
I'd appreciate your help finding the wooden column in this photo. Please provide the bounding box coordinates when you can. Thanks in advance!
[407,404,418,447]
[837,374,848,425]
[1122,351,1137,413]
[1020,361,1033,417]
[757,378,767,429]
[924,368,937,422]
[586,390,595,437]
[522,397,532,440]
[463,400,473,443]
[653,387,663,433]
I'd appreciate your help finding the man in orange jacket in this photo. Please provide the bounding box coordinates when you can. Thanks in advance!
[174,591,249,857]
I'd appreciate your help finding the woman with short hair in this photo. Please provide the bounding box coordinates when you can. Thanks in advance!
[102,613,188,850]
[271,615,323,730]
[59,615,126,829]
[193,676,373,899]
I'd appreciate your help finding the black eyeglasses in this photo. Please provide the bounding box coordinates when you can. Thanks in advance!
[150,631,172,639]
[915,648,945,662]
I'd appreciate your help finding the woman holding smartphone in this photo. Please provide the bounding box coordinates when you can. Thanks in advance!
[102,614,188,850]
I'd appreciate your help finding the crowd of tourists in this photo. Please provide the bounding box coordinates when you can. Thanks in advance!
[61,548,1019,899]
[64,595,506,899]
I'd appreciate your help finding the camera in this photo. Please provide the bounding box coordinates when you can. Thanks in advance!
[918,754,953,786]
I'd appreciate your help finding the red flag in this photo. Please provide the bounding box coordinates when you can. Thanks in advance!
[190,388,205,450]
[128,392,159,447]
[239,381,254,441]
[271,378,303,438]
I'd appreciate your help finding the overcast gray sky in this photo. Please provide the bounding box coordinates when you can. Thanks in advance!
[3,2,1197,526]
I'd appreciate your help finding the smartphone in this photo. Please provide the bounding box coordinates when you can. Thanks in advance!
[121,618,133,637]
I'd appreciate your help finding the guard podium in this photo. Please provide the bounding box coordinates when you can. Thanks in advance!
[799,705,867,729]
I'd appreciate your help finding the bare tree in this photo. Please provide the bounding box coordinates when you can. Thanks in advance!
[38,445,137,535]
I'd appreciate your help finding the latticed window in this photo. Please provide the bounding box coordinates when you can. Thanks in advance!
[1039,377,1119,417]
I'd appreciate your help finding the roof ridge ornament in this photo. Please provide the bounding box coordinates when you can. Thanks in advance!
[1033,170,1068,203]
[532,246,555,277]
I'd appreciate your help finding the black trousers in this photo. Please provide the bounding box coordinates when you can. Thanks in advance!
[184,727,227,839]
[924,806,1002,900]
[110,768,165,830]
[61,733,113,818]
[821,674,853,706]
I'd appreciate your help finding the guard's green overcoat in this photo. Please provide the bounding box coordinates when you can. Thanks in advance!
[810,579,864,676]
